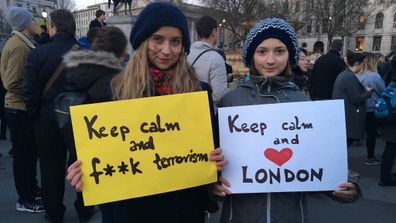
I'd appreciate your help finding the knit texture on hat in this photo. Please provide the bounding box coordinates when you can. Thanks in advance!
[242,18,300,68]
[5,6,33,31]
[130,2,190,54]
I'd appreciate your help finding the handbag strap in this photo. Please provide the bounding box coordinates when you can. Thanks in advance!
[191,49,214,67]
[42,44,80,96]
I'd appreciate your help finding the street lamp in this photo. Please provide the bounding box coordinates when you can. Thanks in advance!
[42,9,48,27]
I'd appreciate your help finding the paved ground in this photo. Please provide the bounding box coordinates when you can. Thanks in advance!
[1,136,396,223]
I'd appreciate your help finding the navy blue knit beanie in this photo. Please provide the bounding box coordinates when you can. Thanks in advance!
[130,2,190,54]
[242,18,300,68]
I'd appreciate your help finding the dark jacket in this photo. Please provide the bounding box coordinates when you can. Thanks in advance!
[63,50,123,102]
[23,33,78,121]
[380,56,396,86]
[34,32,52,45]
[332,69,371,139]
[89,19,106,29]
[292,66,307,91]
[310,50,346,100]
[219,76,310,223]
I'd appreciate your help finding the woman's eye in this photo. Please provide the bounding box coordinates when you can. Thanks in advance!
[257,50,266,54]
[171,39,181,45]
[276,49,286,55]
[153,37,162,43]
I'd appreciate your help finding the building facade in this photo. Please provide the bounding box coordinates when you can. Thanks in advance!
[1,0,56,40]
[73,3,114,38]
[295,0,396,56]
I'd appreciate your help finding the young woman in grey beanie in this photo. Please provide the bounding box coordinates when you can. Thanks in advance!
[213,18,360,223]
[66,2,226,223]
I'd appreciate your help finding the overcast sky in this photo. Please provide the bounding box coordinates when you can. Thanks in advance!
[75,0,199,10]
[75,0,107,9]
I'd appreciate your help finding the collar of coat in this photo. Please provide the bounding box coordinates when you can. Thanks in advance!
[12,31,35,49]
[63,50,124,71]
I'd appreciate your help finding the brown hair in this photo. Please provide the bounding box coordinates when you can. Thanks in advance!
[91,26,127,58]
[111,40,201,100]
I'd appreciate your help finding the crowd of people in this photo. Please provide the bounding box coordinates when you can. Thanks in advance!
[0,2,395,223]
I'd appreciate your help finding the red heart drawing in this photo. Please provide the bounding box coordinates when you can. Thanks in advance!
[264,148,293,166]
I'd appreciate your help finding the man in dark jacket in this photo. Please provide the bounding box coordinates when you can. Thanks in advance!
[34,25,51,45]
[23,9,94,223]
[89,9,106,29]
[310,39,346,100]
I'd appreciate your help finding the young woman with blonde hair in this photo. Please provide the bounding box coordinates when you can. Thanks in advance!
[66,2,225,222]
[356,52,385,165]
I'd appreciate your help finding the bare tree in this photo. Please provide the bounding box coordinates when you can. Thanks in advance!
[202,0,305,49]
[302,0,374,48]
[57,0,76,10]
[203,0,260,50]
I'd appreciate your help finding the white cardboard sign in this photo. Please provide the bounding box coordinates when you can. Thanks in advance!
[219,100,348,193]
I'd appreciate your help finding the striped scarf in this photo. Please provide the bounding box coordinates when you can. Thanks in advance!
[148,67,173,95]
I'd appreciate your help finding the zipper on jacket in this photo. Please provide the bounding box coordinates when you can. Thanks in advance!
[267,193,271,223]
[299,193,305,223]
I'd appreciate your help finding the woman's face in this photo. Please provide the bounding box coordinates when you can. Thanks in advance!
[253,38,289,77]
[298,52,308,72]
[147,26,183,70]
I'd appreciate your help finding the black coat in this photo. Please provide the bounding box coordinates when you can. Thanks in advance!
[63,50,122,102]
[310,50,346,100]
[23,33,77,121]
[89,19,106,29]
[332,69,371,139]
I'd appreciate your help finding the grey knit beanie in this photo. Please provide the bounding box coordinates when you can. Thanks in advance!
[5,6,33,31]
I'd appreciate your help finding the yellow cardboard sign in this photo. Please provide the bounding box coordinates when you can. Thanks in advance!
[70,91,217,205]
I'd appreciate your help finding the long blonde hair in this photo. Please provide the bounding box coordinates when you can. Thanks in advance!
[362,53,378,73]
[111,40,201,100]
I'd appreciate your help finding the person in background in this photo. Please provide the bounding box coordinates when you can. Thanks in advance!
[89,9,106,29]
[356,53,385,165]
[378,62,396,187]
[292,48,309,92]
[310,39,346,100]
[375,53,385,75]
[1,6,43,213]
[187,16,228,107]
[332,53,372,178]
[307,41,324,69]
[62,26,128,223]
[217,50,234,85]
[23,9,94,223]
[77,27,99,49]
[34,25,51,45]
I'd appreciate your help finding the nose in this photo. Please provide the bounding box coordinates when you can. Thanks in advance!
[161,41,171,55]
[266,51,275,65]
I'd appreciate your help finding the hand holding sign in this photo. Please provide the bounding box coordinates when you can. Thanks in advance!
[70,92,218,205]
[218,100,348,194]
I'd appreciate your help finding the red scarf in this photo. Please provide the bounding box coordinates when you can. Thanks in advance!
[148,67,174,95]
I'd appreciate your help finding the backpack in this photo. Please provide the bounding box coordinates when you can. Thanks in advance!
[54,92,88,129]
[375,82,396,119]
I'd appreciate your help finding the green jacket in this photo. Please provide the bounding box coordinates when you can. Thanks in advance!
[0,31,35,110]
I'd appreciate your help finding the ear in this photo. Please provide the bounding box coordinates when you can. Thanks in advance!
[211,28,217,38]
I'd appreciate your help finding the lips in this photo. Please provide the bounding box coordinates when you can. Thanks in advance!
[158,58,171,64]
